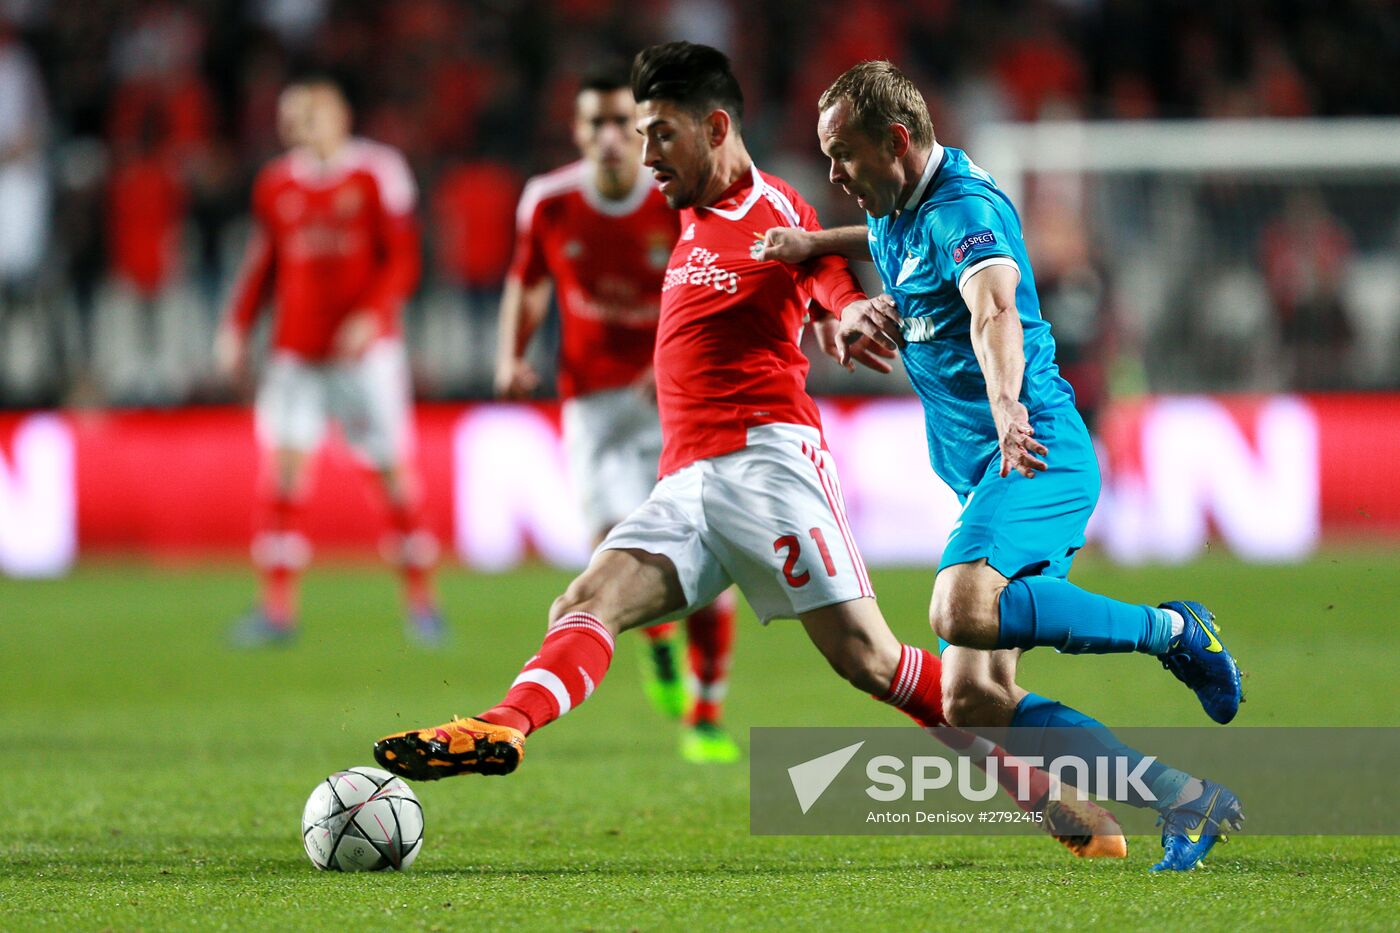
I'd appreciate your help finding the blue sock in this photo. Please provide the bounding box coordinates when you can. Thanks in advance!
[1008,693,1188,810]
[997,576,1172,655]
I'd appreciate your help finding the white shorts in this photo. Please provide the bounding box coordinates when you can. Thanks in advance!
[562,387,665,538]
[255,339,412,468]
[599,423,875,624]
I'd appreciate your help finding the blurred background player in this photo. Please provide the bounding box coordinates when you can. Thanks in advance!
[497,63,739,763]
[214,75,443,647]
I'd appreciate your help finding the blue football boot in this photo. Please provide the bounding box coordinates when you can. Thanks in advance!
[1151,779,1244,872]
[227,607,297,649]
[406,605,447,648]
[1157,601,1243,724]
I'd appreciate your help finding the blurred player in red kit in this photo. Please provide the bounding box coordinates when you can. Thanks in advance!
[215,75,443,647]
[497,63,739,762]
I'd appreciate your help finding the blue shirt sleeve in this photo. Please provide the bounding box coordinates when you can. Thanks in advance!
[929,194,1016,286]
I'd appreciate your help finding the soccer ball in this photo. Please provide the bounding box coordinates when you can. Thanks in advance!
[301,766,424,871]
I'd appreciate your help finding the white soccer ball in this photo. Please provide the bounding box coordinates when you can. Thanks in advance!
[301,766,424,872]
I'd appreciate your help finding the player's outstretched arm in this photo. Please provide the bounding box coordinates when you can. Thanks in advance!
[761,225,872,263]
[962,264,1048,479]
[494,277,552,399]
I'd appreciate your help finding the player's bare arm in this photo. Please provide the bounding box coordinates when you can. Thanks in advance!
[629,365,658,403]
[760,225,872,263]
[962,264,1048,479]
[219,213,276,381]
[333,309,381,360]
[494,277,552,399]
[213,324,247,379]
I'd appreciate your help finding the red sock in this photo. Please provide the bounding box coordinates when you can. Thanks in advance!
[685,591,736,725]
[931,728,1054,812]
[384,495,437,613]
[877,649,1053,812]
[640,621,677,643]
[251,494,308,627]
[875,644,944,727]
[481,612,615,735]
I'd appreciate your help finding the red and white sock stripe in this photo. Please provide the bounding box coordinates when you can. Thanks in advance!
[878,644,944,727]
[801,441,874,598]
[547,611,615,652]
[886,643,924,709]
[501,611,616,727]
[509,667,577,716]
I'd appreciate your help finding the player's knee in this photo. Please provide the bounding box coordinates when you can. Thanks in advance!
[928,595,998,649]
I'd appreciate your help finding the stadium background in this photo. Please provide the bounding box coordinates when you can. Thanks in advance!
[2,0,1399,575]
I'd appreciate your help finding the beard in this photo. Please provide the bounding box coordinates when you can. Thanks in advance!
[663,158,713,210]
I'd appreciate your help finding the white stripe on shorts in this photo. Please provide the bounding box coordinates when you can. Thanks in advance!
[802,441,874,597]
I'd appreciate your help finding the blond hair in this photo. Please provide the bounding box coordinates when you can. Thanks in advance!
[819,60,934,148]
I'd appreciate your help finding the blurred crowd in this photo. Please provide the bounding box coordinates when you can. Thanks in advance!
[1,0,1399,407]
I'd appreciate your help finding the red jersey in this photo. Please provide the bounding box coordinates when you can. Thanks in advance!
[655,166,866,477]
[225,138,421,361]
[508,161,678,399]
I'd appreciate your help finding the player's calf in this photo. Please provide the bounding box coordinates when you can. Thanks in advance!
[801,600,903,696]
[940,678,1021,730]
[934,561,1177,656]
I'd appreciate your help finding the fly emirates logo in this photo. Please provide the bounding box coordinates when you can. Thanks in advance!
[662,246,741,296]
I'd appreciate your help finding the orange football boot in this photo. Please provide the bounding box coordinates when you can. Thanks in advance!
[374,716,526,780]
[1043,796,1129,858]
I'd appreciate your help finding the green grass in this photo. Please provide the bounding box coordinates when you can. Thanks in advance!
[2,552,1399,930]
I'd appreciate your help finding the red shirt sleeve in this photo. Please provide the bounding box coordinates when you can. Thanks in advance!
[360,151,422,329]
[224,173,276,335]
[506,184,549,286]
[791,199,865,319]
[361,211,422,330]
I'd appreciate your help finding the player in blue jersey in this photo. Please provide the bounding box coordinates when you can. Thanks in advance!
[763,61,1245,871]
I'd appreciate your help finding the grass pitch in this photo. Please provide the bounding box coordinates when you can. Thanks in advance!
[3,552,1399,930]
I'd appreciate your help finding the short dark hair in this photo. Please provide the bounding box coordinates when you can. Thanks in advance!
[819,60,934,149]
[286,68,355,106]
[630,41,743,126]
[579,60,633,96]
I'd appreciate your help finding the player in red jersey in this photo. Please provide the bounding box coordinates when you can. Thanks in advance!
[373,43,1122,857]
[215,75,444,647]
[497,64,740,763]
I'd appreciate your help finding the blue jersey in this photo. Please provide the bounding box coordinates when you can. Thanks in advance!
[866,145,1076,496]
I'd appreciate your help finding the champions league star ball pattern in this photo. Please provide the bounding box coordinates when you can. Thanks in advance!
[301,766,424,871]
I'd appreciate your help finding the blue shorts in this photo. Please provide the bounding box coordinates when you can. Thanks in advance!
[939,406,1099,582]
